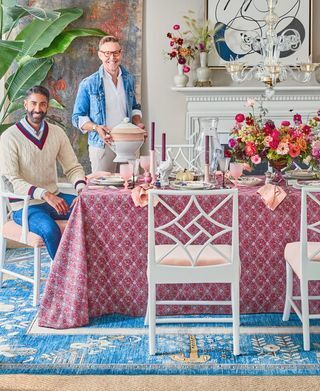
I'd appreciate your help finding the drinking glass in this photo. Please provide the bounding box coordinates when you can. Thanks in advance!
[218,157,231,188]
[128,158,140,187]
[140,155,150,174]
[229,162,244,187]
[120,163,133,190]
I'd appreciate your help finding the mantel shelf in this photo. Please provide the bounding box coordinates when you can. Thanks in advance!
[171,85,320,97]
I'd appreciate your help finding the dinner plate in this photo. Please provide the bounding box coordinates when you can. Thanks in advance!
[293,180,320,189]
[284,170,318,180]
[169,181,213,190]
[91,176,125,186]
[229,176,263,187]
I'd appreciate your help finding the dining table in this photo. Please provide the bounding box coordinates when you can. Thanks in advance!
[38,181,320,329]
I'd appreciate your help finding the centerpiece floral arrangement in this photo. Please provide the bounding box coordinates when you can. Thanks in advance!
[166,24,195,74]
[228,98,320,170]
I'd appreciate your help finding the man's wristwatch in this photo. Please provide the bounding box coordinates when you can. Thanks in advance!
[92,124,97,132]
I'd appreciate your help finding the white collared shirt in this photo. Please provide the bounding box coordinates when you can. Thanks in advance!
[20,117,45,139]
[103,67,127,128]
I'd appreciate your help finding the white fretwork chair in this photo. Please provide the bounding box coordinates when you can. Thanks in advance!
[0,177,68,306]
[147,188,240,355]
[155,144,197,172]
[283,187,320,350]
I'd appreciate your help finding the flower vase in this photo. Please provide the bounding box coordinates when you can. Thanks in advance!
[269,159,288,184]
[196,52,211,86]
[173,64,188,88]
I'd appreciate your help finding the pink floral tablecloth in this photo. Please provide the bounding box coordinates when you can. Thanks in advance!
[38,186,320,329]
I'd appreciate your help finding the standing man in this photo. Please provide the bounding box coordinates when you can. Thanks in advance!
[72,35,145,172]
[0,86,86,260]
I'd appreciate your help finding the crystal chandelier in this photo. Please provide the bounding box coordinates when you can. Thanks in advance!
[225,0,319,98]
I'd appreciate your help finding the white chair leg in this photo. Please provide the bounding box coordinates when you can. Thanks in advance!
[148,282,156,355]
[301,278,310,351]
[32,247,41,307]
[144,304,149,326]
[0,237,6,287]
[283,262,293,321]
[231,280,240,356]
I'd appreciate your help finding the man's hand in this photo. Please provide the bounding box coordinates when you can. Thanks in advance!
[96,125,113,144]
[43,192,69,215]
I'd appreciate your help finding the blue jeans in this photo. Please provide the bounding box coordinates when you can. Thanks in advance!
[12,193,76,260]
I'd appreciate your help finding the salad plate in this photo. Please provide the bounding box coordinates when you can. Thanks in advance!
[91,176,125,186]
[169,181,213,190]
[229,176,263,187]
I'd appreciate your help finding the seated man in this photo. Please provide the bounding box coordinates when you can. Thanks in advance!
[0,86,86,260]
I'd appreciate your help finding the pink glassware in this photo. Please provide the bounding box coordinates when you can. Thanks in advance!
[229,162,244,187]
[140,154,151,177]
[120,163,133,190]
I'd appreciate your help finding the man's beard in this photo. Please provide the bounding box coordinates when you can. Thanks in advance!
[27,110,46,124]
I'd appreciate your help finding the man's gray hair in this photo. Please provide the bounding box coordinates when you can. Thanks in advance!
[99,35,120,49]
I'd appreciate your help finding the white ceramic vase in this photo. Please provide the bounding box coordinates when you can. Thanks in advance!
[196,52,211,83]
[173,63,188,87]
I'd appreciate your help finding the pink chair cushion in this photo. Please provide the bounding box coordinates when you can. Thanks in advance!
[285,241,320,278]
[155,244,232,266]
[2,220,68,248]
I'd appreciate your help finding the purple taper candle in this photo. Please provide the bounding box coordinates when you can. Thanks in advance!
[205,135,209,164]
[161,132,166,161]
[151,122,155,151]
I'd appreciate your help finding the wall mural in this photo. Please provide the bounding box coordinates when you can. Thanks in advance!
[26,0,143,172]
[208,0,311,67]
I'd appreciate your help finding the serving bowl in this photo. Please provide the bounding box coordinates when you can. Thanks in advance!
[110,118,146,162]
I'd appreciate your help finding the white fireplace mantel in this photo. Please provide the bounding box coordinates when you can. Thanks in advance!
[172,86,320,145]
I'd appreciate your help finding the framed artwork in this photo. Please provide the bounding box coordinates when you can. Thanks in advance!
[207,0,312,68]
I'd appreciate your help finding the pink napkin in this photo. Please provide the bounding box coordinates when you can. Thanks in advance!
[131,184,158,208]
[256,184,287,211]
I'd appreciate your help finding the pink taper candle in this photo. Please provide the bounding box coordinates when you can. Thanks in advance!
[151,122,155,151]
[161,132,166,161]
[205,135,209,164]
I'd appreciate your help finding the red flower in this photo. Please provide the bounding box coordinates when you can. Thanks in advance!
[173,24,180,30]
[245,116,254,126]
[167,32,172,38]
[289,144,301,158]
[235,113,245,123]
[177,38,183,45]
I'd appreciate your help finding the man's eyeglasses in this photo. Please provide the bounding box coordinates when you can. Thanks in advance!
[99,49,122,58]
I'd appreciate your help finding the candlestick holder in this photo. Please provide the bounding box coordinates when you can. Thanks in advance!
[149,150,156,183]
[204,164,210,183]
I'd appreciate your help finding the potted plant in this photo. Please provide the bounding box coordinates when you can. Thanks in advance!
[0,1,105,133]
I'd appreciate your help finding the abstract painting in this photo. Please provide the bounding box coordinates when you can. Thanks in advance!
[26,0,143,172]
[208,0,311,67]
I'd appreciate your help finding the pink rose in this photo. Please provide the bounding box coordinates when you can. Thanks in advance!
[183,65,190,73]
[235,113,245,123]
[251,155,261,164]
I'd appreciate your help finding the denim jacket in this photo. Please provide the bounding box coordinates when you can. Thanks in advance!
[72,65,141,149]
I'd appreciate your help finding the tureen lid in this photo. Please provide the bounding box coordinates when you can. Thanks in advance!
[111,117,144,134]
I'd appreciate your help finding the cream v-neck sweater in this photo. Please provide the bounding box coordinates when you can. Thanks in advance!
[0,121,86,210]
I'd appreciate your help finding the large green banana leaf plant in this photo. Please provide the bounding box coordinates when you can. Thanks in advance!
[0,0,105,133]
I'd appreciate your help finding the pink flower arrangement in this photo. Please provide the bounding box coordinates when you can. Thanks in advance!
[166,24,194,71]
[228,105,320,169]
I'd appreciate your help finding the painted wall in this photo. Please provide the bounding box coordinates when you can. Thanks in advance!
[141,0,320,150]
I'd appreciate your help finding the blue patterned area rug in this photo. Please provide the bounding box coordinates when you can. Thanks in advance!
[1,249,320,376]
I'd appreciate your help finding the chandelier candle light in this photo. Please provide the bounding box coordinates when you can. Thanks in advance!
[150,122,156,183]
[225,0,319,98]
